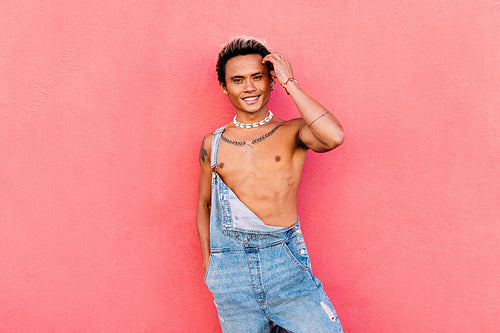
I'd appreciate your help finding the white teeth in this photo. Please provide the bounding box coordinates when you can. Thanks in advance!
[243,96,258,101]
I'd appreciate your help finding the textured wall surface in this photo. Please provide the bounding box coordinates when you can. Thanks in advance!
[1,1,499,332]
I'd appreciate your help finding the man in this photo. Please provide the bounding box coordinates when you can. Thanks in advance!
[197,36,344,332]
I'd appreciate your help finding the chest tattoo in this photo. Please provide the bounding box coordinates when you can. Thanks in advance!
[221,125,283,147]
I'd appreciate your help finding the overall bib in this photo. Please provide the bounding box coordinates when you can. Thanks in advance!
[205,125,343,333]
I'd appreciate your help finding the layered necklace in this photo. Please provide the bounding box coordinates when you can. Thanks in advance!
[228,111,273,155]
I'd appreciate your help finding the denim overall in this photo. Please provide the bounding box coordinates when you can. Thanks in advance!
[204,125,343,333]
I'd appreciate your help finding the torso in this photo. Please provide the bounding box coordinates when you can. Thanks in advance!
[215,118,307,227]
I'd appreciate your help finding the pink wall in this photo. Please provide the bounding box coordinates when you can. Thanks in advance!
[1,1,499,332]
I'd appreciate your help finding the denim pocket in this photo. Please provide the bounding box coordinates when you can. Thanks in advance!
[283,229,311,271]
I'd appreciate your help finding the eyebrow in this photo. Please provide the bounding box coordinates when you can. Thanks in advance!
[230,71,265,80]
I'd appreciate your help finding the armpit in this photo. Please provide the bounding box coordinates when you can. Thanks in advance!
[297,137,309,150]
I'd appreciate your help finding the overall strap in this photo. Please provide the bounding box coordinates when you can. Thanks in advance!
[210,125,226,172]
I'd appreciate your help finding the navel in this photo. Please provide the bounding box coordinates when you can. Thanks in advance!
[219,162,224,168]
[275,156,281,162]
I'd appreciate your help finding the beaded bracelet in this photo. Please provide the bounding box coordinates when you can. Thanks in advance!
[281,77,297,94]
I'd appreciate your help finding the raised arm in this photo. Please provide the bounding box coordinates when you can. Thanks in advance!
[196,134,212,271]
[263,53,344,153]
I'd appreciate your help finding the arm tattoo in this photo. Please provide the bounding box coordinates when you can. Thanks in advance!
[199,141,208,163]
[308,112,329,127]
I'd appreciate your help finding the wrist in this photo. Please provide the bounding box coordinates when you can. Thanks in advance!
[281,77,297,95]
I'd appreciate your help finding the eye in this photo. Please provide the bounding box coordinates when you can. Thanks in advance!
[254,75,263,80]
[233,78,242,83]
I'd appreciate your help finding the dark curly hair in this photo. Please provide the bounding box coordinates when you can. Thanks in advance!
[216,36,272,86]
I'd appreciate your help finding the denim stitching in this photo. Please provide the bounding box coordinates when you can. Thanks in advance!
[282,242,310,272]
[211,240,285,253]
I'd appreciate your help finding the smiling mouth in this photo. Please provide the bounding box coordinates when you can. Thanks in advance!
[242,96,259,103]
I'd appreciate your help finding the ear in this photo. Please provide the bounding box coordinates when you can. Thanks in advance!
[269,69,277,80]
[220,82,228,95]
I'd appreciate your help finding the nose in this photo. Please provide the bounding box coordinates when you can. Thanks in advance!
[243,78,257,92]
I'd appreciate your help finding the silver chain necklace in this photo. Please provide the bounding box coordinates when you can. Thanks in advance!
[233,110,273,128]
[235,122,268,155]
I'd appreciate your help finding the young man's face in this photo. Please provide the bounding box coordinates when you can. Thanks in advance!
[221,54,273,115]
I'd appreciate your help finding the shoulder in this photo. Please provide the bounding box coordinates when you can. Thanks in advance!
[284,117,306,128]
[199,122,227,159]
[268,117,302,128]
[202,132,214,143]
[277,117,307,137]
[201,132,215,150]
[267,117,309,150]
[282,118,309,150]
[199,133,213,165]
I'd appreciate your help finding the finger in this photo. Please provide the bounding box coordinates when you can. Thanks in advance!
[262,54,274,64]
[264,53,283,62]
[274,53,287,61]
[262,57,280,68]
[272,53,284,62]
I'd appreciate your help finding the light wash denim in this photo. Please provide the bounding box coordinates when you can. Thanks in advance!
[205,126,344,333]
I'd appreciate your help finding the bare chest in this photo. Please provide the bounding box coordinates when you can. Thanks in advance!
[215,125,303,186]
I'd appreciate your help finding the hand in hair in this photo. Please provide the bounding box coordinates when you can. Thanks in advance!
[262,53,294,86]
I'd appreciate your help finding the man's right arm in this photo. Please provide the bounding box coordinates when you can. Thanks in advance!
[196,135,212,271]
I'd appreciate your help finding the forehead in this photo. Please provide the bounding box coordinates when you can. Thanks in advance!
[225,54,266,78]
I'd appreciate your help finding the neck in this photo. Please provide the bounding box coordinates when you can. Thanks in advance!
[235,108,270,123]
